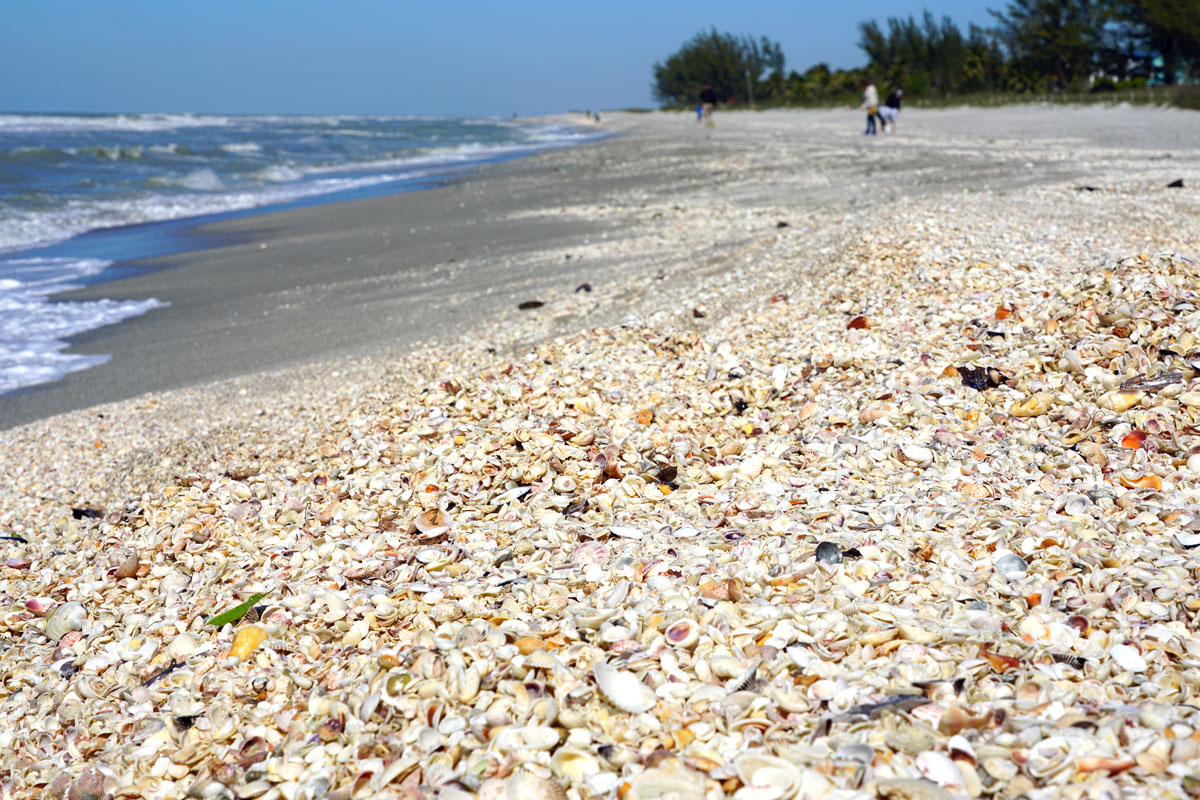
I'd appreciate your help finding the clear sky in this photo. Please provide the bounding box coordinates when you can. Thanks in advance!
[2,0,999,117]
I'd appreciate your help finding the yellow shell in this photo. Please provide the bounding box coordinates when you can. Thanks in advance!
[1010,393,1051,417]
[229,625,268,660]
[1098,391,1142,412]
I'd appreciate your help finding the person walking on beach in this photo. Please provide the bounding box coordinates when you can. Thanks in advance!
[699,85,717,127]
[880,88,903,133]
[859,80,880,136]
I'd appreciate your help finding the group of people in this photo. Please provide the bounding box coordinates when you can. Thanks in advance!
[691,81,902,135]
[859,81,903,135]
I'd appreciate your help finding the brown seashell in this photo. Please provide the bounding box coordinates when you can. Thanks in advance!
[112,549,139,579]
[978,644,1021,673]
[414,508,450,538]
[847,315,869,329]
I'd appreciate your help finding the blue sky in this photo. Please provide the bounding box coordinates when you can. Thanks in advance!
[3,1,998,117]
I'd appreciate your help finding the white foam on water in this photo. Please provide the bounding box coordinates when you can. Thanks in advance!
[0,256,166,395]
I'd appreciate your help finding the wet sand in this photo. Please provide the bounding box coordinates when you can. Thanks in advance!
[1,105,1197,429]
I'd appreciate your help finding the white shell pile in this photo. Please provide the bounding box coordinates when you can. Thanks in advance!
[1,112,1199,800]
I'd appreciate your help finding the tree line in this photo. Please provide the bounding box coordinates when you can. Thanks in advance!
[651,0,1200,107]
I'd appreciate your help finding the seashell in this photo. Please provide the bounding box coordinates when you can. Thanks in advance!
[899,445,933,465]
[166,632,201,660]
[593,662,654,713]
[493,486,531,506]
[814,541,842,565]
[503,770,567,800]
[628,761,707,800]
[733,753,799,800]
[25,597,55,615]
[228,625,268,660]
[664,618,700,649]
[1011,393,1051,417]
[1117,471,1162,490]
[994,553,1027,577]
[1111,643,1147,672]
[551,748,602,784]
[875,778,953,800]
[1098,391,1142,412]
[523,649,562,672]
[111,548,140,579]
[1057,493,1091,516]
[1024,736,1077,780]
[414,507,451,539]
[490,725,561,753]
[917,751,966,792]
[1075,440,1107,466]
[44,601,87,641]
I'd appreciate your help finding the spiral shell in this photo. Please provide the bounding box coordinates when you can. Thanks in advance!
[228,625,268,660]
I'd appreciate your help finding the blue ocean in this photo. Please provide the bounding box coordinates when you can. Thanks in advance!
[0,113,601,395]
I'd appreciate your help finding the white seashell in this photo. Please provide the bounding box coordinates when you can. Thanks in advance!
[772,363,789,390]
[493,486,531,505]
[900,445,934,466]
[916,751,966,791]
[734,754,799,800]
[523,649,562,672]
[593,662,654,713]
[1111,643,1147,672]
[610,526,643,539]
[166,632,201,660]
[490,726,561,754]
[44,601,87,641]
[628,762,707,800]
[504,771,567,800]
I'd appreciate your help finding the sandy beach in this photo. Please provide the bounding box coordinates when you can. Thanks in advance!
[2,105,1200,799]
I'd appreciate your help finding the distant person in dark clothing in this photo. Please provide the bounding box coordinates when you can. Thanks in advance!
[699,85,717,127]
[880,88,903,133]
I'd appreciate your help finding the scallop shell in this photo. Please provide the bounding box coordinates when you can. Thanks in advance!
[44,601,87,641]
[523,649,562,672]
[593,662,654,713]
[505,770,567,800]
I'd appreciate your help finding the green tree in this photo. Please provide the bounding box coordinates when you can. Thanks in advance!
[989,0,1104,90]
[652,28,785,106]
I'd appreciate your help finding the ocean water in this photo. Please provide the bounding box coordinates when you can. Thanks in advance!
[0,113,602,396]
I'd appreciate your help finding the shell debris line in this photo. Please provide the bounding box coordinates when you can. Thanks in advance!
[2,150,1200,797]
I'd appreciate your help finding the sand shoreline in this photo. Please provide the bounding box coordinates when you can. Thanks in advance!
[9,105,1197,431]
[1,106,1199,799]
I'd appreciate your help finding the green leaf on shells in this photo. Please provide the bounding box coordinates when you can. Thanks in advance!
[206,591,269,627]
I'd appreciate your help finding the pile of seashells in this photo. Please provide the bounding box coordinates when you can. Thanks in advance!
[2,177,1200,800]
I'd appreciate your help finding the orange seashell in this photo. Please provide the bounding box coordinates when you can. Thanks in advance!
[995,305,1012,320]
[978,644,1021,673]
[514,635,545,655]
[846,315,869,329]
[229,625,268,660]
[1120,430,1147,449]
[1046,318,1059,334]
[1118,473,1162,490]
[956,481,990,499]
[942,365,958,378]
[637,408,654,425]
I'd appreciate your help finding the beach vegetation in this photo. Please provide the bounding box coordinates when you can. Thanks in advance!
[652,2,1199,112]
[652,28,785,106]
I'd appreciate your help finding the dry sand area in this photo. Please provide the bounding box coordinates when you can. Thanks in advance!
[2,106,1200,800]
